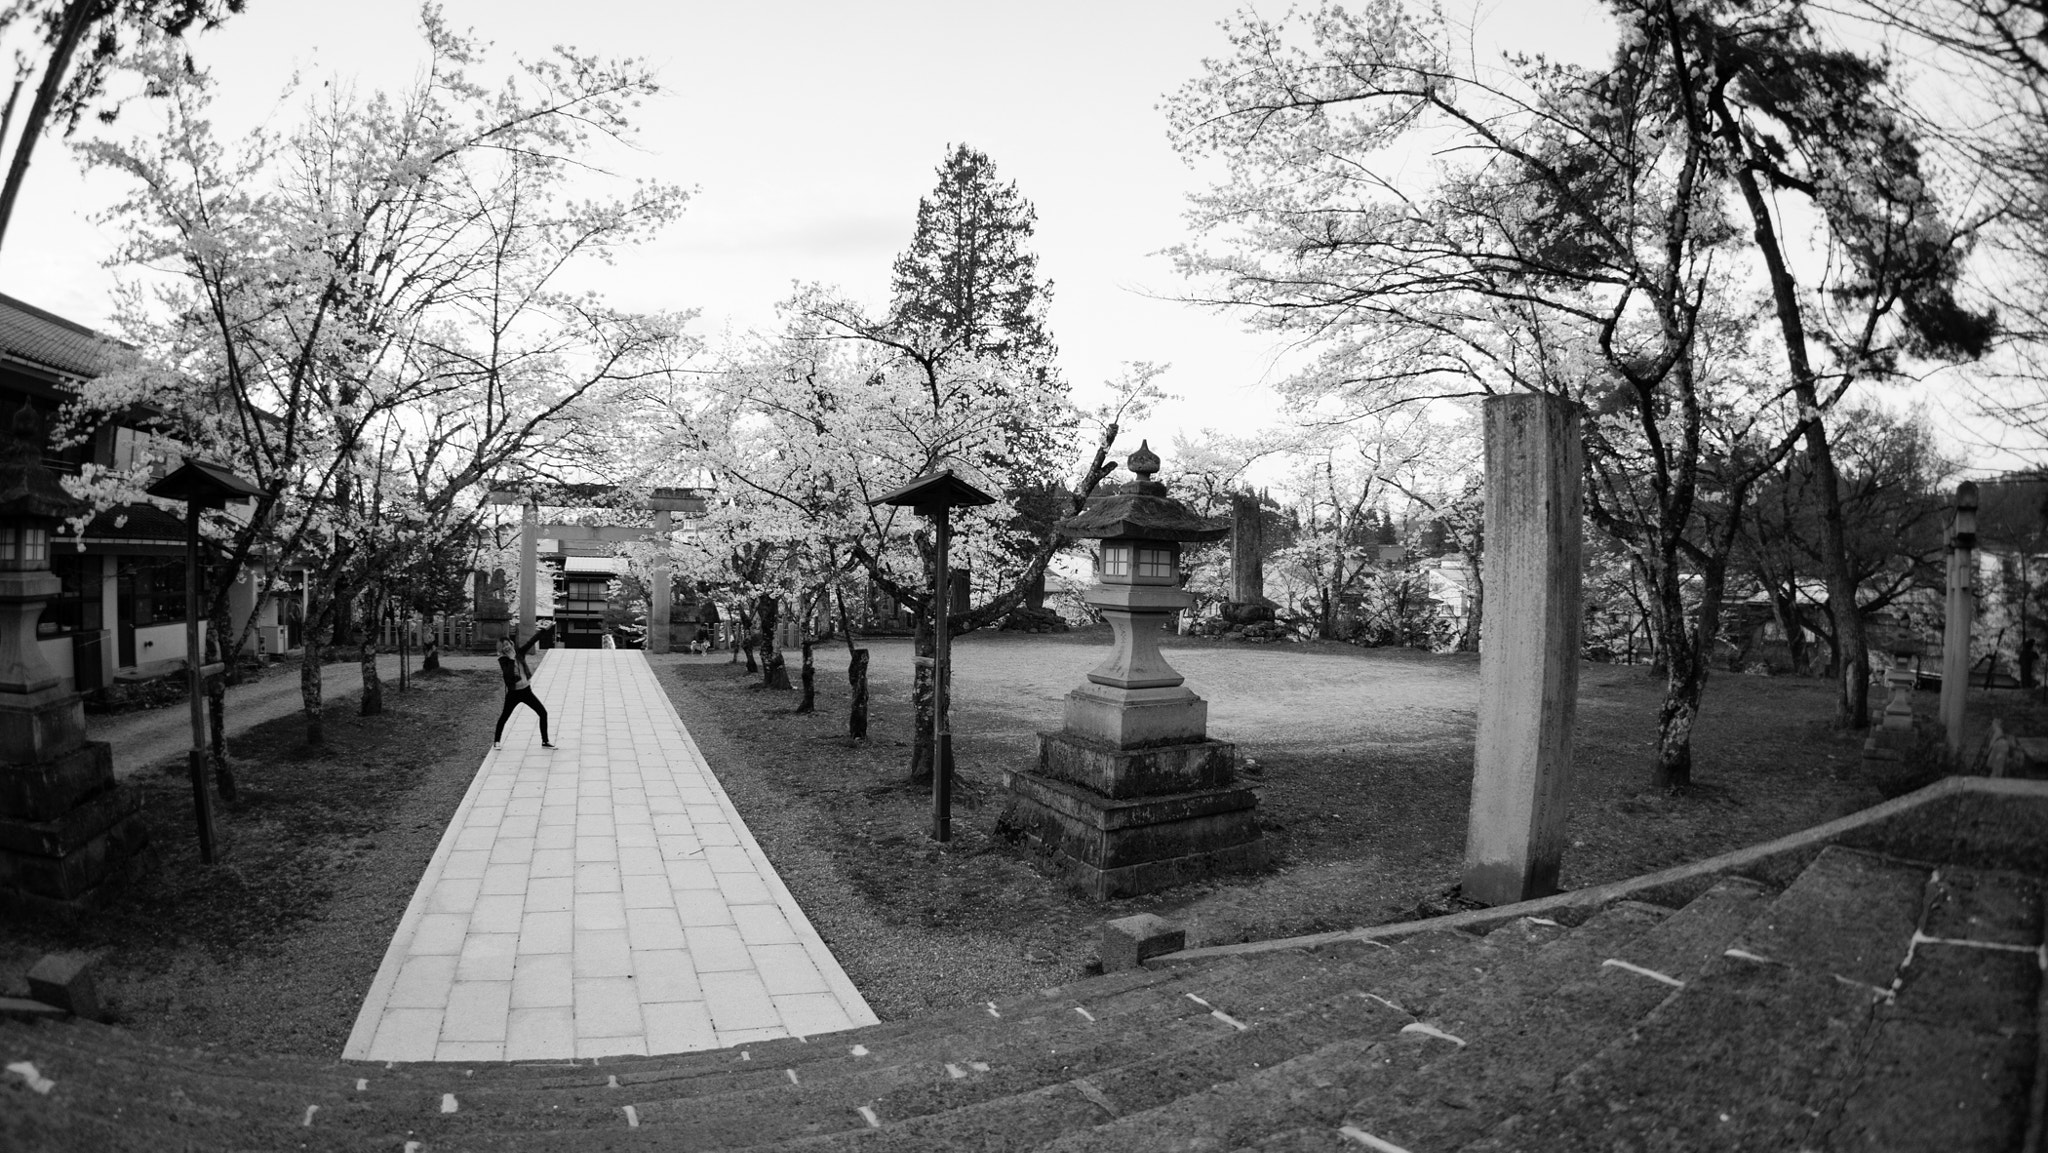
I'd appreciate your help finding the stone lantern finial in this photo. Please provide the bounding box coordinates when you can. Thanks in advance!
[1125,440,1162,491]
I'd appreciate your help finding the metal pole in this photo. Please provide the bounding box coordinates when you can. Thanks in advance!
[185,504,215,864]
[1941,481,1979,755]
[932,507,952,843]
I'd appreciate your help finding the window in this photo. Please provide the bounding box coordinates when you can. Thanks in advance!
[1100,544,1131,577]
[120,558,188,626]
[1136,547,1175,579]
[39,553,102,636]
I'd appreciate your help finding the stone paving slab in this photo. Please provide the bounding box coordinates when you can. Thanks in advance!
[343,650,877,1062]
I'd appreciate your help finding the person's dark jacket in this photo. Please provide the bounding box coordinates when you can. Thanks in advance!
[500,631,542,690]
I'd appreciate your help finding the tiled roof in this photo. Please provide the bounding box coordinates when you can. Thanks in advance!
[60,502,188,545]
[0,291,124,379]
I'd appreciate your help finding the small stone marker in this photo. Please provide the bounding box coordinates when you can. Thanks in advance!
[1101,913,1186,972]
[26,952,101,1021]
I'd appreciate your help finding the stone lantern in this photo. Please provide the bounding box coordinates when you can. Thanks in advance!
[0,402,146,910]
[1001,441,1265,898]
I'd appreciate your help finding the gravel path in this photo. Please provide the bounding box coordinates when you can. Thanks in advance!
[87,653,503,780]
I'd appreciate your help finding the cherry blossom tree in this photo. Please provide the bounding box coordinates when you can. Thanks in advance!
[1167,0,1987,785]
[62,7,692,745]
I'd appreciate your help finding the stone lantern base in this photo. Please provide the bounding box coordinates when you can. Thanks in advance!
[0,686,150,912]
[1002,728,1265,900]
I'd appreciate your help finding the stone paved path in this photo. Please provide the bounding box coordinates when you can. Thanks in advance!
[342,649,877,1062]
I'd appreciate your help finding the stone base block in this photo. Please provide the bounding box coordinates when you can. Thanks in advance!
[1062,684,1209,750]
[1101,913,1185,972]
[0,740,114,822]
[0,781,148,905]
[1039,732,1236,799]
[0,689,87,766]
[1001,769,1265,900]
[27,953,101,1020]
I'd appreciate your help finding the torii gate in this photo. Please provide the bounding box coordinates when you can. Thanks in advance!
[486,485,710,653]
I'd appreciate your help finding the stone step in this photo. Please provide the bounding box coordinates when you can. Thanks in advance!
[1466,846,1938,1152]
[1327,877,1775,1152]
[379,924,1529,1150]
[0,1038,390,1153]
[1812,863,2042,1152]
[294,930,1503,1146]
[1031,900,1679,1152]
[676,920,1573,1153]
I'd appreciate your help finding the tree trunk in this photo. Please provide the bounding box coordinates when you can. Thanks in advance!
[423,632,441,673]
[756,594,790,689]
[847,647,869,739]
[360,592,384,717]
[205,597,236,801]
[1653,646,1709,789]
[1708,90,1870,729]
[0,0,93,255]
[796,639,815,712]
[301,651,324,747]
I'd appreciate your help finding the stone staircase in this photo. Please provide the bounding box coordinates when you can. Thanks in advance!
[3,839,2040,1152]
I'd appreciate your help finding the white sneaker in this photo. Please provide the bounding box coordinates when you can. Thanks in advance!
[492,741,502,750]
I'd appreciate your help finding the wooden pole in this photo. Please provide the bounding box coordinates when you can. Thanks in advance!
[184,504,216,864]
[1941,481,1979,755]
[519,499,537,641]
[932,506,953,843]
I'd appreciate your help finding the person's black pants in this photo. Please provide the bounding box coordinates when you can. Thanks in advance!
[495,688,549,743]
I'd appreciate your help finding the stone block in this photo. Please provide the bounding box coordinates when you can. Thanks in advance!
[0,690,87,766]
[1038,732,1235,799]
[1062,684,1209,749]
[1002,769,1265,898]
[1101,913,1185,972]
[0,740,114,822]
[0,788,148,905]
[26,952,100,1020]
[0,782,143,858]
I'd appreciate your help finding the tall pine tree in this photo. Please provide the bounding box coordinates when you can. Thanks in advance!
[887,143,1056,368]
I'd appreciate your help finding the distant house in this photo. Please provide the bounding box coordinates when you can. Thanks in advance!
[0,292,304,693]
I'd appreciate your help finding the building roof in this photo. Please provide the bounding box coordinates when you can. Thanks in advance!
[0,291,125,382]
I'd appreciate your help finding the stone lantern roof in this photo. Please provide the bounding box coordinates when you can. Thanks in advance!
[0,402,85,524]
[1057,440,1228,543]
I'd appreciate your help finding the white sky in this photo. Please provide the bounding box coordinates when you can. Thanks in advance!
[0,0,1621,457]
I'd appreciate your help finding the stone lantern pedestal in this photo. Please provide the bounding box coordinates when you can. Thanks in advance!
[0,405,146,910]
[1002,442,1264,899]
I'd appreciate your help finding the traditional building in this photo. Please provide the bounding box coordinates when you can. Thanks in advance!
[0,292,303,693]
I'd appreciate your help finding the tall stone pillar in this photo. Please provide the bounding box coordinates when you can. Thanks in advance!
[1941,481,1978,754]
[1229,489,1265,605]
[1463,393,1583,906]
[519,499,537,641]
[650,509,672,654]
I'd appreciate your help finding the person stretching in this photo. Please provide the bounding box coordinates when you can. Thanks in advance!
[494,625,555,749]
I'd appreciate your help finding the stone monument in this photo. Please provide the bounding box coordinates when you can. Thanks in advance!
[0,404,147,909]
[1001,441,1264,898]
